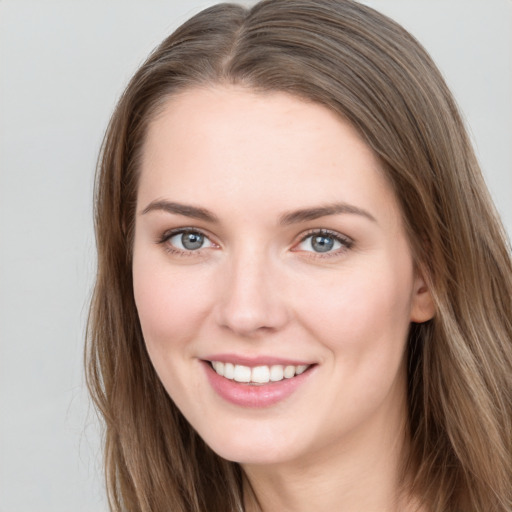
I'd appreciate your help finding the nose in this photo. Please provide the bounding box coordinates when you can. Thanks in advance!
[214,247,290,337]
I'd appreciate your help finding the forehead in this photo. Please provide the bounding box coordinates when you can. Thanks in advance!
[138,86,400,227]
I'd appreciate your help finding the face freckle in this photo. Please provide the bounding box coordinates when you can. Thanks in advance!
[132,85,433,468]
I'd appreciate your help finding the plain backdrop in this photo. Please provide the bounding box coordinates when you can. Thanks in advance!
[0,1,510,511]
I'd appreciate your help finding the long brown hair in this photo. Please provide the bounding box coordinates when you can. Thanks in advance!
[86,1,512,510]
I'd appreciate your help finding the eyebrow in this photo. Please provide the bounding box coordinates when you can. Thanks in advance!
[279,202,377,225]
[141,200,219,223]
[141,200,376,225]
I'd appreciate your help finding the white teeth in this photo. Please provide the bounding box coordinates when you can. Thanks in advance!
[269,365,284,382]
[251,365,270,383]
[210,361,310,383]
[284,365,296,379]
[296,365,308,375]
[233,365,251,383]
[212,361,224,374]
[224,362,235,380]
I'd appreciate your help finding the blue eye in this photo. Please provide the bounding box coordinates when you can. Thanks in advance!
[297,231,350,254]
[167,231,213,251]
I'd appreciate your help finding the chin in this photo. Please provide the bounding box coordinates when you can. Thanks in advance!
[201,423,301,466]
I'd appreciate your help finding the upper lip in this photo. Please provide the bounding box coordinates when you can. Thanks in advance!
[202,353,315,367]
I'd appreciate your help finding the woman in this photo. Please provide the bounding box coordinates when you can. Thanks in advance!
[86,1,512,510]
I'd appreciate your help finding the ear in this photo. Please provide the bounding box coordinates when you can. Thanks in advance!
[410,269,436,323]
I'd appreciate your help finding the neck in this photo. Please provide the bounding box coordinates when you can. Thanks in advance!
[242,385,420,512]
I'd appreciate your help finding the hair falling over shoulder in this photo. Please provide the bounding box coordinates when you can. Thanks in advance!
[85,1,512,510]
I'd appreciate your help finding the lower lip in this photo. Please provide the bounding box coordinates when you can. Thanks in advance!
[203,361,314,408]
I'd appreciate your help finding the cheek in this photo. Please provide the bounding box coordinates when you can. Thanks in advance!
[296,262,414,426]
[297,259,415,358]
[132,255,212,352]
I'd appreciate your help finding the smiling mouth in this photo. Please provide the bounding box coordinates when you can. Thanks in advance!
[208,361,311,385]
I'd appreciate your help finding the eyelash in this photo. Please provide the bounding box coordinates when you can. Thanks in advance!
[156,228,353,258]
[295,229,354,258]
[157,228,215,256]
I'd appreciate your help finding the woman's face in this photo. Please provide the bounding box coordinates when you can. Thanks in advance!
[132,86,433,466]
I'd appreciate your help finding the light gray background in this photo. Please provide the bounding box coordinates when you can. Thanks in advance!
[0,1,510,511]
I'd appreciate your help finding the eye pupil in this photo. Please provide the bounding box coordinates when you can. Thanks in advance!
[181,232,204,250]
[311,235,334,253]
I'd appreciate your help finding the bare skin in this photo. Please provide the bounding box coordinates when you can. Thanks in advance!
[133,86,435,512]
